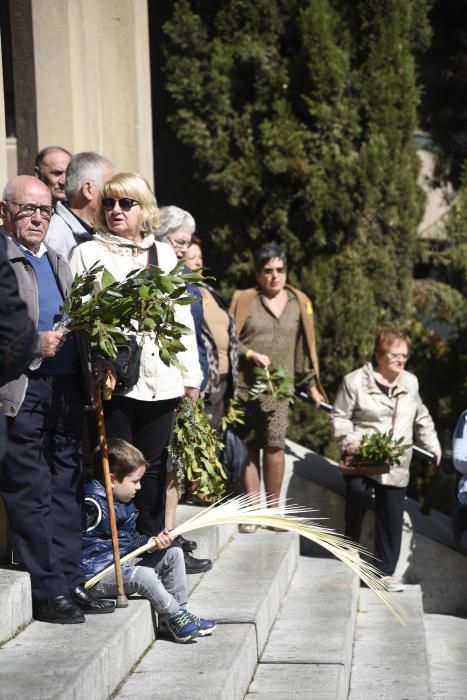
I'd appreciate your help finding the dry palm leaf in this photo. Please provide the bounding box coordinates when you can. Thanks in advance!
[85,494,405,623]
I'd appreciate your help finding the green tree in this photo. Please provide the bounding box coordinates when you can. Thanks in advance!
[156,0,432,455]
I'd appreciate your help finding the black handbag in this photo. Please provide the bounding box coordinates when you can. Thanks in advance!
[221,427,248,493]
[113,243,158,394]
[113,335,143,394]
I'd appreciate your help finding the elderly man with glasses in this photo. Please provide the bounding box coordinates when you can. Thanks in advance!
[0,175,115,624]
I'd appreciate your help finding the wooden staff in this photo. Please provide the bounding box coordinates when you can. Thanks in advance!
[94,374,128,607]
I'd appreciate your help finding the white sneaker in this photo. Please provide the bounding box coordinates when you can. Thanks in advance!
[381,576,405,592]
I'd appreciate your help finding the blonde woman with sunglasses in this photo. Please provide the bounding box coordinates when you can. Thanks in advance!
[69,174,206,560]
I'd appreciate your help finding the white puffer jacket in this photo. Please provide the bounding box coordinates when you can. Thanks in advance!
[70,231,203,401]
[331,363,440,487]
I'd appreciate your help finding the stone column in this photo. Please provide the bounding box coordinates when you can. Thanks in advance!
[0,30,7,186]
[30,0,154,185]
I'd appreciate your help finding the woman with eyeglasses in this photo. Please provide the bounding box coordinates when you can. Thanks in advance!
[153,206,209,391]
[231,243,326,530]
[69,174,206,561]
[330,328,441,591]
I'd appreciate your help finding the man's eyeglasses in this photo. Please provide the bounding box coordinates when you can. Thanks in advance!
[166,235,192,250]
[102,197,140,212]
[6,200,54,220]
[262,266,286,275]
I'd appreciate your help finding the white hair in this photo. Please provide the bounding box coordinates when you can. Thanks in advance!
[153,205,196,239]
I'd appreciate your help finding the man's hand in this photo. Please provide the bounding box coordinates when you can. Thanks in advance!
[39,330,66,357]
[308,385,324,409]
[92,359,117,390]
[184,386,200,404]
[248,351,270,368]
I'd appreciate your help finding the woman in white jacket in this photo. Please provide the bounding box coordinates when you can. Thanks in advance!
[331,328,441,591]
[70,173,203,538]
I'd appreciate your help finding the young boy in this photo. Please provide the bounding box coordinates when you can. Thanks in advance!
[81,438,215,643]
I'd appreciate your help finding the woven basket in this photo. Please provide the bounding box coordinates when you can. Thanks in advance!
[338,453,390,477]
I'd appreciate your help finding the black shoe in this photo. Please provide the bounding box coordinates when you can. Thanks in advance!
[33,595,85,624]
[174,535,198,553]
[184,552,212,574]
[72,585,116,614]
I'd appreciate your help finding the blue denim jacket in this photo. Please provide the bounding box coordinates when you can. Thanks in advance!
[80,479,148,577]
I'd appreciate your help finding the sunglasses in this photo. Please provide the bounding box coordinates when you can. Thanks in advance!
[102,197,140,212]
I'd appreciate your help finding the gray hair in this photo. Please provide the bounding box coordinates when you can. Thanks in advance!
[65,151,113,202]
[153,205,196,239]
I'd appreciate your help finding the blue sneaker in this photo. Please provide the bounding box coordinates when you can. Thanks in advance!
[185,611,216,636]
[159,609,200,643]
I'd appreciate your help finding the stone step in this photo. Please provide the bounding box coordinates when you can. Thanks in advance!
[247,557,359,699]
[115,528,299,699]
[425,613,467,700]
[0,514,228,699]
[348,585,432,700]
[0,600,153,699]
[0,568,32,645]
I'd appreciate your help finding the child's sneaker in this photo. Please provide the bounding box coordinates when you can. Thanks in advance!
[185,610,216,636]
[159,609,200,643]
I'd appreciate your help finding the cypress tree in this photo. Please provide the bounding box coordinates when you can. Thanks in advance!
[156,0,432,454]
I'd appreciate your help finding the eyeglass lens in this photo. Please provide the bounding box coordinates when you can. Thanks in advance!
[7,201,54,219]
[169,236,191,249]
[263,266,286,275]
[102,197,139,212]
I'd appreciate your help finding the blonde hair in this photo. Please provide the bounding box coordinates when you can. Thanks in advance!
[96,172,160,235]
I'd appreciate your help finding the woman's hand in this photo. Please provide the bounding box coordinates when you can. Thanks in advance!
[184,386,200,404]
[247,351,270,368]
[308,385,324,409]
[345,440,361,455]
[92,359,117,390]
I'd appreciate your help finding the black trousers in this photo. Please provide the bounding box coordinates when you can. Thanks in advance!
[344,476,406,576]
[1,375,84,602]
[103,396,179,536]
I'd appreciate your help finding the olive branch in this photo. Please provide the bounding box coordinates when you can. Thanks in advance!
[60,260,203,370]
[249,363,295,404]
[169,397,227,500]
[358,432,411,465]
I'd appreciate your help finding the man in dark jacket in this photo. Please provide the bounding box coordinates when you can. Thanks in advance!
[0,175,114,623]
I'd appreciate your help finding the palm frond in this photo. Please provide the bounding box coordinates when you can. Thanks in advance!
[85,494,406,623]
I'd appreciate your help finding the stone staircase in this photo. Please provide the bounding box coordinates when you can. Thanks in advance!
[1,444,466,699]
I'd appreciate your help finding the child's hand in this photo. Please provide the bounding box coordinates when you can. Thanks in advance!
[149,529,173,550]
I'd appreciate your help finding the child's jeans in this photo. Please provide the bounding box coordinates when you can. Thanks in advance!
[91,546,187,619]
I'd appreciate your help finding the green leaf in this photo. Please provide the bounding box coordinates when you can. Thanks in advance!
[101,268,117,289]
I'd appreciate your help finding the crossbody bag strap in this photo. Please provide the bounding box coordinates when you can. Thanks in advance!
[147,243,159,267]
[391,395,399,433]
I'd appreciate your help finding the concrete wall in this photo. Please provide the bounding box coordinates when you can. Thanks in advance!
[0,0,153,184]
[30,0,153,181]
[285,440,467,616]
